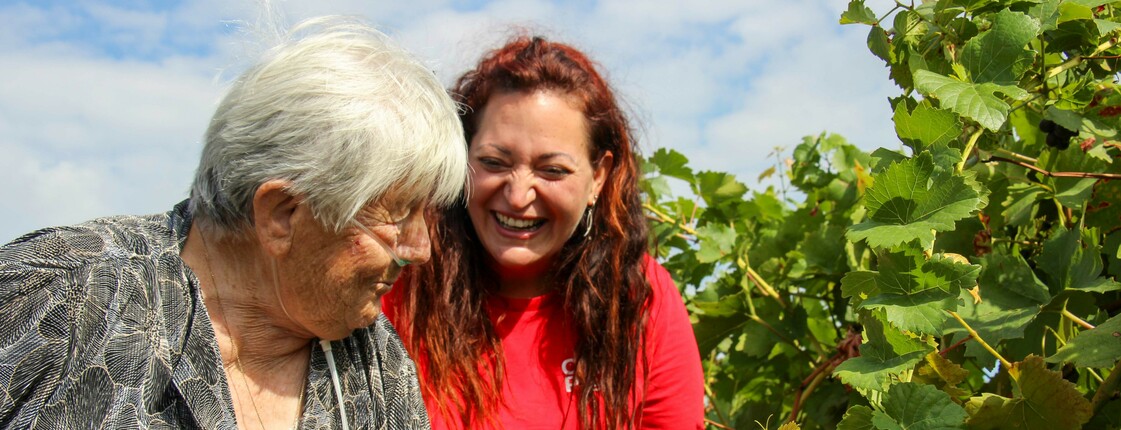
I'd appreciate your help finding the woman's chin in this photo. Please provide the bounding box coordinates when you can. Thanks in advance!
[488,251,554,278]
[339,308,381,335]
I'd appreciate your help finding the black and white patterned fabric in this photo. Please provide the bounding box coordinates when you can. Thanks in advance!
[0,200,430,429]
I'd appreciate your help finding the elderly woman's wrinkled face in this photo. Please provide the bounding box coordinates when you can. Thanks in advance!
[279,196,429,340]
[466,90,609,280]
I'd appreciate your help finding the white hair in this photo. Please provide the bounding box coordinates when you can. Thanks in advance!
[190,16,467,235]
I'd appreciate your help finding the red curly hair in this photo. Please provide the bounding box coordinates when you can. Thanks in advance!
[391,36,651,429]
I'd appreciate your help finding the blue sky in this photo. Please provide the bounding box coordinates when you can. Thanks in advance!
[0,0,898,243]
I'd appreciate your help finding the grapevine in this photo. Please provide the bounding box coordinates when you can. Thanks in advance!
[644,1,1121,428]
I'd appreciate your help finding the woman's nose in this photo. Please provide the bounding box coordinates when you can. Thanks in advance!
[503,172,536,209]
[395,213,431,265]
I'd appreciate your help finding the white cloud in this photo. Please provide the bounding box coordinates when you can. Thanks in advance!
[0,44,221,242]
[701,19,899,181]
[0,141,113,238]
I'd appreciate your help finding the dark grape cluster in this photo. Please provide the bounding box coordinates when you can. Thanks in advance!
[1038,119,1077,149]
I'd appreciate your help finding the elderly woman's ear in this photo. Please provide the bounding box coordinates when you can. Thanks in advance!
[252,179,300,257]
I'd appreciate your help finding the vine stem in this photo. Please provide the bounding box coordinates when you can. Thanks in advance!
[1062,309,1096,331]
[643,203,698,236]
[948,311,1012,370]
[746,265,786,307]
[787,329,861,425]
[1040,324,1103,385]
[1055,199,1068,227]
[789,368,828,424]
[940,334,973,356]
[703,419,734,430]
[747,314,818,364]
[956,128,984,173]
[880,3,903,25]
[1092,359,1121,414]
[1042,318,1105,383]
[748,315,796,351]
[991,238,1041,247]
[992,148,1037,164]
[1047,39,1118,79]
[704,349,731,426]
[983,156,1121,180]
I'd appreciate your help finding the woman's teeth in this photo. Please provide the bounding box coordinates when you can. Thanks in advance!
[495,213,545,230]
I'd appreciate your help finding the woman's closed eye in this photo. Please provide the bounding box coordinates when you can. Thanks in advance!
[362,204,413,228]
[476,157,509,170]
[538,165,573,179]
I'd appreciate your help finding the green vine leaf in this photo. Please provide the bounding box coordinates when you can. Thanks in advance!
[840,0,877,25]
[1087,179,1121,231]
[798,225,848,276]
[872,382,968,430]
[856,250,980,335]
[835,350,928,395]
[833,311,928,392]
[947,252,1049,360]
[860,290,959,335]
[841,270,879,299]
[776,422,801,430]
[642,176,671,202]
[791,134,836,191]
[913,351,971,398]
[893,10,927,48]
[740,190,785,222]
[879,250,981,296]
[1058,2,1095,25]
[1001,182,1046,226]
[868,26,892,63]
[965,356,1092,430]
[960,9,1040,85]
[893,102,963,152]
[1067,0,1113,10]
[646,147,694,184]
[846,152,985,249]
[693,171,747,208]
[1047,313,1121,368]
[689,288,749,357]
[1042,144,1110,211]
[913,70,1028,131]
[1094,18,1121,35]
[1030,0,1063,32]
[837,406,874,430]
[695,223,737,264]
[1039,226,1121,294]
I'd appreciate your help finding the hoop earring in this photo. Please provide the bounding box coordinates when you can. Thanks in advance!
[582,204,595,238]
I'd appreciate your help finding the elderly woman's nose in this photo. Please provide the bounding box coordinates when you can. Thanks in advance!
[395,215,431,265]
[503,172,536,209]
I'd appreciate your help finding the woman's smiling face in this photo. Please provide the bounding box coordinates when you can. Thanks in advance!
[466,90,611,281]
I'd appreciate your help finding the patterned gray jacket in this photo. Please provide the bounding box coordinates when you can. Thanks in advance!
[0,200,430,429]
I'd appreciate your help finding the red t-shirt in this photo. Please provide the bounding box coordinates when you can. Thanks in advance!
[382,255,704,429]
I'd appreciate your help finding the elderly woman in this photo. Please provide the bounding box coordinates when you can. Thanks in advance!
[383,37,704,429]
[0,17,465,429]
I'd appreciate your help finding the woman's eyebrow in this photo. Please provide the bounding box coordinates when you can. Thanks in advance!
[473,143,511,156]
[537,152,577,163]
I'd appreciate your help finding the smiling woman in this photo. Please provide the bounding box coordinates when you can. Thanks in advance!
[466,90,613,292]
[0,16,466,429]
[383,36,704,430]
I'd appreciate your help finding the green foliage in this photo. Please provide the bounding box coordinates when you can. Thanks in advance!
[914,70,1028,131]
[1047,313,1121,368]
[873,382,968,429]
[965,356,1092,429]
[642,1,1121,428]
[846,151,986,249]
